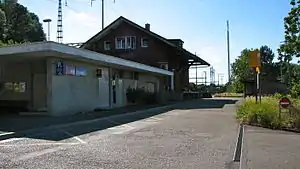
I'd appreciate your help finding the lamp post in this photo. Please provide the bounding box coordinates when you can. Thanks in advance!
[43,19,52,41]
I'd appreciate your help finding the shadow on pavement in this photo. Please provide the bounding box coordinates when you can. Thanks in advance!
[175,98,238,109]
[0,98,239,141]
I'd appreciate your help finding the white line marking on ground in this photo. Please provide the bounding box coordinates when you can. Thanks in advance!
[149,117,162,121]
[106,119,134,129]
[14,147,62,161]
[63,131,87,144]
[0,137,23,144]
[0,142,80,147]
[0,132,14,136]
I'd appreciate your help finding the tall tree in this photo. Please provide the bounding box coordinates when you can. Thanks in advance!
[260,45,279,81]
[278,0,300,61]
[230,46,279,92]
[230,49,254,92]
[0,1,45,43]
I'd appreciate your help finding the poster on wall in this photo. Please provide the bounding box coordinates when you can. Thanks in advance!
[65,65,76,76]
[55,60,64,76]
[75,67,87,77]
[19,82,26,92]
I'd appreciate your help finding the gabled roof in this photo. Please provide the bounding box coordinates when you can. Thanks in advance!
[80,16,210,66]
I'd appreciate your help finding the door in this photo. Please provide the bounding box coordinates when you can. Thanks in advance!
[33,74,47,111]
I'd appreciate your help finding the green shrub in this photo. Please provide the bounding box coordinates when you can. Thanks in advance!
[236,97,300,129]
[126,88,158,105]
[214,92,244,97]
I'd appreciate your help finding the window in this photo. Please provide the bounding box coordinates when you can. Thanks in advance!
[116,37,125,49]
[104,41,111,50]
[115,36,136,49]
[141,38,148,47]
[126,36,136,49]
[159,62,168,70]
[133,72,139,80]
[96,68,102,78]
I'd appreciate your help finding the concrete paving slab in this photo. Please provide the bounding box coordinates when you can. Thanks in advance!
[241,125,300,169]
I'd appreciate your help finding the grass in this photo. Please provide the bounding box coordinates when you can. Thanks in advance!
[237,96,300,131]
[214,92,244,98]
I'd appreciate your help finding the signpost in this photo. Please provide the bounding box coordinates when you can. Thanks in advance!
[279,97,291,109]
[279,97,291,120]
[248,49,261,104]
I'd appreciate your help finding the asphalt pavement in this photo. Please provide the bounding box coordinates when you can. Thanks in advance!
[241,125,300,169]
[0,99,240,169]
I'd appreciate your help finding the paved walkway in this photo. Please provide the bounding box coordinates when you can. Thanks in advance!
[0,103,169,134]
[0,98,240,169]
[241,125,300,169]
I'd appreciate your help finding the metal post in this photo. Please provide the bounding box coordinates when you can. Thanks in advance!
[195,65,198,86]
[288,60,291,88]
[280,61,283,83]
[204,71,207,86]
[227,20,231,82]
[218,74,220,86]
[256,72,261,104]
[102,0,104,30]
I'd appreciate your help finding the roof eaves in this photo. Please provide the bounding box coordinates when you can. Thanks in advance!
[182,49,210,66]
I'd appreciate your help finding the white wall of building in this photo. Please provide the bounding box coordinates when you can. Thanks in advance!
[48,57,110,116]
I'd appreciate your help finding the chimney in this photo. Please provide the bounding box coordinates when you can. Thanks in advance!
[145,23,150,31]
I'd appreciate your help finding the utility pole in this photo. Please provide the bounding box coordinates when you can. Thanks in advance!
[204,71,207,85]
[218,73,220,86]
[91,0,116,30]
[227,20,231,82]
[57,0,63,43]
[101,0,104,29]
[195,65,198,86]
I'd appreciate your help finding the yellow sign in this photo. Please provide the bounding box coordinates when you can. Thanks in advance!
[255,66,260,73]
[248,50,261,68]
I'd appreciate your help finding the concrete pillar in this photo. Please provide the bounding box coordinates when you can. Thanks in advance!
[108,67,112,108]
[46,58,53,115]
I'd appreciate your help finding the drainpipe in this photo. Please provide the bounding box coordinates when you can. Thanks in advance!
[171,69,175,91]
[108,67,112,108]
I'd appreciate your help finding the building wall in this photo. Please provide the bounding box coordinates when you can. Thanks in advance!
[0,59,47,111]
[84,21,187,92]
[48,57,162,116]
[85,22,176,67]
[112,70,160,107]
[48,58,110,116]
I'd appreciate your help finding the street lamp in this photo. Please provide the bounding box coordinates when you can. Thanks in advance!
[43,19,52,41]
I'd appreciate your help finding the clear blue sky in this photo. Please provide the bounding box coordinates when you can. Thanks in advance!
[18,0,291,84]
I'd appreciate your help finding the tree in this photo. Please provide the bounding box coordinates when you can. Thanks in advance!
[278,0,300,61]
[0,8,5,40]
[230,46,279,93]
[230,49,254,92]
[0,1,45,43]
[260,45,279,81]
